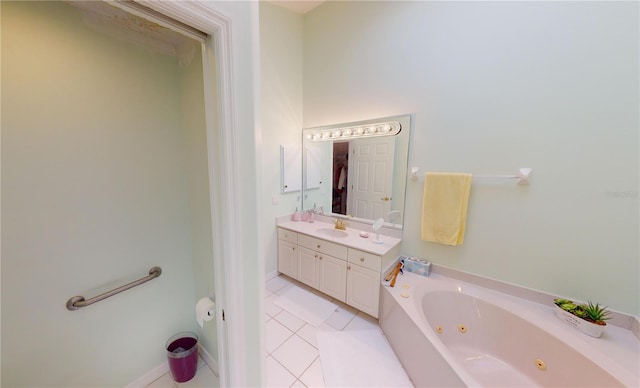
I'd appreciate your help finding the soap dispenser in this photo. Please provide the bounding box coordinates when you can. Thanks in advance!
[292,207,301,222]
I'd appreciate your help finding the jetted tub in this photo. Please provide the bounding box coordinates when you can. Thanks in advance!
[379,271,639,387]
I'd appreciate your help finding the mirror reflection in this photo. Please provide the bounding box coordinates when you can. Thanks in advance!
[302,115,411,229]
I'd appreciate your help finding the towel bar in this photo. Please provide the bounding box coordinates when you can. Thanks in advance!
[410,167,532,185]
[66,266,162,310]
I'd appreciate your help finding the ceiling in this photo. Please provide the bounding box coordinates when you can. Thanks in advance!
[65,1,199,65]
[267,0,325,14]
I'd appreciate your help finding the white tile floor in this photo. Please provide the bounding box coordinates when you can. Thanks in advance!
[145,274,384,388]
[265,274,383,388]
[145,355,219,388]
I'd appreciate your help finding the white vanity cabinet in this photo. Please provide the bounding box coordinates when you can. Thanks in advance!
[277,229,298,279]
[276,225,400,318]
[346,248,382,317]
[298,234,347,301]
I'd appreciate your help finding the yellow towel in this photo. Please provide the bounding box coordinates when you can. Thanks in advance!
[421,172,472,246]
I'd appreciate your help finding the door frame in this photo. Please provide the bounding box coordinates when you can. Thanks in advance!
[136,1,258,386]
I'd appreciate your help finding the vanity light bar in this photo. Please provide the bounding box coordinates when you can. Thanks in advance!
[306,121,402,142]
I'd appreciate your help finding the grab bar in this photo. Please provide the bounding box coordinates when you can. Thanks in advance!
[66,266,162,311]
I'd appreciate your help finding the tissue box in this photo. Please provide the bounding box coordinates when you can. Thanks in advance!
[402,256,431,277]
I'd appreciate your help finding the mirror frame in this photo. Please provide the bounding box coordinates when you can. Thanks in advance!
[301,114,412,229]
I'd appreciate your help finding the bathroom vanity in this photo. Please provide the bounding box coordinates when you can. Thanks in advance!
[276,216,401,318]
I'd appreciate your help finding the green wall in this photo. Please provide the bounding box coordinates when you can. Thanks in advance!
[1,1,213,385]
[303,1,639,315]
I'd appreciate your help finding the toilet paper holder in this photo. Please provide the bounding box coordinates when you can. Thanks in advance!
[196,297,216,327]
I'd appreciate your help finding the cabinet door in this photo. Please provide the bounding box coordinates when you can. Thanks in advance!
[277,240,297,279]
[346,264,380,318]
[319,254,347,302]
[298,246,319,288]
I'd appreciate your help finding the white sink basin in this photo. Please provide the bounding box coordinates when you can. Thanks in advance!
[317,228,349,238]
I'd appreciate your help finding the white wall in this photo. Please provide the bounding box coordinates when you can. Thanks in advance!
[304,1,639,315]
[259,2,304,275]
[1,2,209,385]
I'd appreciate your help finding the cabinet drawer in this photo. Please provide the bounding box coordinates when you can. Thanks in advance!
[298,234,347,259]
[347,248,381,272]
[277,228,297,244]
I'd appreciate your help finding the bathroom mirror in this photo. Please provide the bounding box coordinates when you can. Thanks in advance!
[302,114,411,229]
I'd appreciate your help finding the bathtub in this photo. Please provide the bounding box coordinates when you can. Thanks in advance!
[379,271,640,387]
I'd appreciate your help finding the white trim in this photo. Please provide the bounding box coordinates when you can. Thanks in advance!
[124,361,169,388]
[199,344,219,376]
[137,1,248,386]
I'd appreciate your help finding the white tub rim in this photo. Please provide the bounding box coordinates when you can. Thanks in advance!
[382,271,639,387]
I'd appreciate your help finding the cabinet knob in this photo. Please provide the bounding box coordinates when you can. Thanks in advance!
[293,247,295,251]
[360,257,365,262]
[314,254,318,258]
[319,256,323,260]
[347,266,351,270]
[317,244,321,249]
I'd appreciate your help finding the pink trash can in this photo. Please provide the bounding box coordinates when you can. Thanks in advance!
[166,332,198,382]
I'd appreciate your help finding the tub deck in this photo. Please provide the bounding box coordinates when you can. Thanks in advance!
[380,271,639,387]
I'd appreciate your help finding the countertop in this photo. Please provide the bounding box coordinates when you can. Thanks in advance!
[276,219,402,256]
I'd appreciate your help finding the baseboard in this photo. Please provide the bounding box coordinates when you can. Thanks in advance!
[124,360,169,388]
[266,270,279,281]
[199,344,219,376]
[125,344,218,387]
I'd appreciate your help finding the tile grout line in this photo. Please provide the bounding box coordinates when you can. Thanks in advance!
[294,328,318,349]
[269,353,300,384]
[296,355,320,384]
[268,328,295,356]
[270,332,320,381]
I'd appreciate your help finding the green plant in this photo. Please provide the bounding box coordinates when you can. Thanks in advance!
[582,301,611,325]
[553,299,610,326]
[554,298,610,326]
